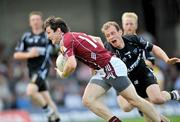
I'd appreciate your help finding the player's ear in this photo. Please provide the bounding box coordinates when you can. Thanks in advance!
[135,22,138,30]
[118,29,123,36]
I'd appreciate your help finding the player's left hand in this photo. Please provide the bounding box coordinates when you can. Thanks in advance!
[167,57,180,64]
[55,67,65,79]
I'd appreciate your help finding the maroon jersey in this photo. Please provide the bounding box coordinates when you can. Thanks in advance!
[62,32,112,69]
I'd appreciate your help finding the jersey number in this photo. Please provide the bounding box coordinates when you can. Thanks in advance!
[78,35,97,48]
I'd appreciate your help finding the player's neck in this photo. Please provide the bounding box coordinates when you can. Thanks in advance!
[32,28,43,35]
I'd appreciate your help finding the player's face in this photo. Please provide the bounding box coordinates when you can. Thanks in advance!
[46,26,62,44]
[122,17,137,35]
[104,25,123,48]
[29,15,43,30]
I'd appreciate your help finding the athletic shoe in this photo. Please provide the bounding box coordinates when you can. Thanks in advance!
[171,90,180,101]
[48,112,60,122]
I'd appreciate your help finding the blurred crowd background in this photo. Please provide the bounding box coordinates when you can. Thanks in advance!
[0,0,180,112]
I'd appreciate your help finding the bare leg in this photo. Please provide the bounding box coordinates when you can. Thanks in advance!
[143,113,170,122]
[119,84,161,122]
[82,83,115,121]
[40,91,59,113]
[116,95,134,112]
[146,84,171,104]
[26,83,47,107]
[41,91,60,121]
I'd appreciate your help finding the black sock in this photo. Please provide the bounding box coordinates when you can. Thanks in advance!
[42,104,53,116]
[109,116,122,122]
[42,104,48,109]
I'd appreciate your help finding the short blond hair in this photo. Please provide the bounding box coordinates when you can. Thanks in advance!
[101,21,121,33]
[122,12,138,24]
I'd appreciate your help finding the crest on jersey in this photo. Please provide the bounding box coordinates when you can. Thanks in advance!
[91,52,96,60]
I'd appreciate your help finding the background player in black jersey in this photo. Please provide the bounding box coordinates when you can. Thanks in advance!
[121,12,155,68]
[101,21,180,122]
[13,12,60,122]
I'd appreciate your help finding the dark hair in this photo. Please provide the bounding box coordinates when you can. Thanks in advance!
[44,16,70,33]
[29,11,43,19]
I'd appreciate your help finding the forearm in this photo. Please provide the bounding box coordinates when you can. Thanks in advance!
[152,45,169,63]
[13,52,30,60]
[61,57,76,78]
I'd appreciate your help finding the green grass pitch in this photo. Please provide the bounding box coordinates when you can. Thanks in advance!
[89,116,180,122]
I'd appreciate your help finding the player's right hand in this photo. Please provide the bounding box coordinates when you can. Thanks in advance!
[167,57,180,64]
[55,67,65,79]
[28,47,40,58]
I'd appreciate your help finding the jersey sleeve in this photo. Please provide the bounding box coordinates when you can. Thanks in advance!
[143,50,155,65]
[15,33,28,52]
[136,36,153,52]
[63,35,74,57]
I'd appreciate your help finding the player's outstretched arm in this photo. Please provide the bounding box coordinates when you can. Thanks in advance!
[56,55,77,79]
[14,52,31,60]
[152,45,180,64]
[13,47,40,60]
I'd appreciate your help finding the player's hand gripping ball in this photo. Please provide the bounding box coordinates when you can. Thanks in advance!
[56,53,67,72]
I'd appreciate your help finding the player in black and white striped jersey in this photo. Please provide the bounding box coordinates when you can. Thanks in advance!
[14,11,60,122]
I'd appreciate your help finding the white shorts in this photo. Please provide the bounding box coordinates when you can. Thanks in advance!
[90,56,131,92]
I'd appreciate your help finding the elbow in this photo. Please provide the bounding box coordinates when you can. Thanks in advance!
[152,45,160,52]
[13,53,19,59]
[152,45,160,55]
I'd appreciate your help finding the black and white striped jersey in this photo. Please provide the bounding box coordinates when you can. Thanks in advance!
[15,31,53,72]
[104,35,153,73]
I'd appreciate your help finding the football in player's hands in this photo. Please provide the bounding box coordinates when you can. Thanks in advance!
[56,53,67,72]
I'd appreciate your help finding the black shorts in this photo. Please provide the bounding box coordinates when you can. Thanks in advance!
[29,68,49,92]
[128,64,157,98]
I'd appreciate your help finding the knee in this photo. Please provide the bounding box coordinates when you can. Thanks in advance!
[127,96,142,107]
[117,97,133,112]
[26,84,38,97]
[121,105,133,112]
[82,95,94,108]
[149,96,166,104]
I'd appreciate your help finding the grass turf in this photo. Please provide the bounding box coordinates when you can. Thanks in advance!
[89,116,180,122]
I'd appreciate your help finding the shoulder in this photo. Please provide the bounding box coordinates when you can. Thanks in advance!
[63,32,74,46]
[42,32,48,38]
[19,32,32,42]
[123,35,140,42]
[64,32,73,40]
[22,32,31,38]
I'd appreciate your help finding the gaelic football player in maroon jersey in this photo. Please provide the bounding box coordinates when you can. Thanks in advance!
[44,16,164,122]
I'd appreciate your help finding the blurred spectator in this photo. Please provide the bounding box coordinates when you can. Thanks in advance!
[174,64,180,90]
[152,64,165,90]
[0,74,12,110]
[76,62,92,83]
[64,79,82,108]
[138,28,157,44]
